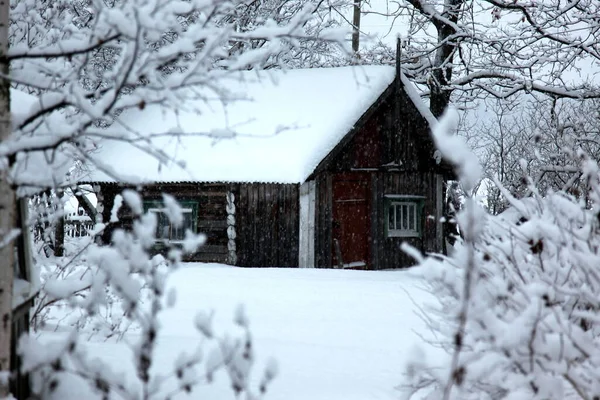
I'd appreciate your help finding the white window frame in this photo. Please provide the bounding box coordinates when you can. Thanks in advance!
[386,195,424,238]
[148,206,195,243]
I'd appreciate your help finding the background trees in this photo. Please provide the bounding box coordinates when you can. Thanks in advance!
[403,110,600,400]
[356,0,600,116]
[460,97,600,214]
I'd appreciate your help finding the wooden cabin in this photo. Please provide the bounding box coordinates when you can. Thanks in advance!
[80,64,453,269]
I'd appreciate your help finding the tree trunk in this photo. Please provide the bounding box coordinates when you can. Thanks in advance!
[428,0,464,118]
[54,191,65,257]
[351,0,361,53]
[0,0,13,395]
[73,185,97,224]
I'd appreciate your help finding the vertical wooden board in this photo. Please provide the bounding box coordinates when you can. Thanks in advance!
[235,184,243,266]
[251,185,259,266]
[424,172,437,253]
[324,174,333,268]
[244,184,254,267]
[282,185,292,267]
[256,184,265,266]
[371,173,380,270]
[318,175,327,268]
[271,184,280,267]
[314,174,332,268]
[255,185,263,266]
[285,185,294,266]
[278,185,286,266]
[277,185,284,266]
[238,184,247,266]
[272,185,280,266]
[265,185,274,267]
[230,183,240,266]
[314,177,323,268]
[282,185,291,266]
[291,184,300,267]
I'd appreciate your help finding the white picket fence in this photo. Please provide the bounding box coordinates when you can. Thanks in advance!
[65,210,94,238]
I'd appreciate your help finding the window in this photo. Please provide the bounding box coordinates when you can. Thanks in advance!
[385,195,424,238]
[144,200,197,243]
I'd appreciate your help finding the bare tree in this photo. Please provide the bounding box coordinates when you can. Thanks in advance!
[357,0,600,116]
[464,97,600,214]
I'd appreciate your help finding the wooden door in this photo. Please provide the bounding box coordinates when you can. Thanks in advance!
[332,178,370,268]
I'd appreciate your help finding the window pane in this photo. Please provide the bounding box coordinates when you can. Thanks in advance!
[156,212,170,239]
[388,204,395,230]
[183,211,194,231]
[172,211,193,241]
[148,203,196,242]
[395,204,403,230]
[401,205,408,230]
[408,205,415,230]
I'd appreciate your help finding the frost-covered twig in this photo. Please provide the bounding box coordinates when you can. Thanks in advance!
[403,109,600,399]
[20,192,277,399]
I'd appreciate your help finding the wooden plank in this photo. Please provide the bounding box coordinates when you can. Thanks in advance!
[196,244,228,254]
[325,173,333,268]
[267,184,277,266]
[290,184,300,267]
[279,185,287,266]
[275,184,284,266]
[314,175,327,268]
[250,185,258,266]
[371,173,379,270]
[281,186,294,267]
[197,220,228,229]
[259,184,267,267]
[236,184,247,266]
[188,253,228,263]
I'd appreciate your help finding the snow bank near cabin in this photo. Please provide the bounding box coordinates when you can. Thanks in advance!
[83,66,396,184]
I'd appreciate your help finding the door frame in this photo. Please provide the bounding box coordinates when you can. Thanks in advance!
[330,172,372,269]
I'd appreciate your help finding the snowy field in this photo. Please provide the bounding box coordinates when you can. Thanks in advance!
[38,264,440,400]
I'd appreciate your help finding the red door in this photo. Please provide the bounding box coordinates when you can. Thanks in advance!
[332,177,370,268]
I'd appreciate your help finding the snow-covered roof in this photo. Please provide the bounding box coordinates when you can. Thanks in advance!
[80,66,433,184]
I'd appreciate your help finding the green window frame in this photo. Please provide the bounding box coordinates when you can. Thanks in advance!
[384,195,425,238]
[143,199,198,243]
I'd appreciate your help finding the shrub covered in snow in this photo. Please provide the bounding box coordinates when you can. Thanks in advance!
[403,112,600,399]
[21,191,276,399]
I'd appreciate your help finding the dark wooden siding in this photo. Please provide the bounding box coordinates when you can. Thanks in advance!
[314,170,440,270]
[236,183,299,267]
[314,174,332,268]
[371,171,439,269]
[309,76,449,270]
[98,182,299,267]
[311,81,447,177]
[395,86,437,172]
[100,183,230,263]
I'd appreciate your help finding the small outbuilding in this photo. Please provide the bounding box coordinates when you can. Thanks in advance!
[80,63,453,269]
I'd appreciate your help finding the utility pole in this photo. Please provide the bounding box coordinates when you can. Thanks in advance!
[0,0,13,396]
[352,0,361,53]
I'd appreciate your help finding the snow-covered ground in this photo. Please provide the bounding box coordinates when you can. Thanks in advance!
[38,264,441,400]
